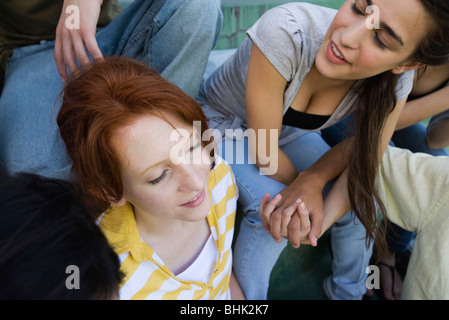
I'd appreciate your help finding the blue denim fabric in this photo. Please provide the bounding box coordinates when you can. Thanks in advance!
[392,123,449,156]
[0,0,222,180]
[321,114,449,156]
[221,132,373,300]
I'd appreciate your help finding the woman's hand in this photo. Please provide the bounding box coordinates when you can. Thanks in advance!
[260,191,314,248]
[54,0,104,81]
[260,170,326,248]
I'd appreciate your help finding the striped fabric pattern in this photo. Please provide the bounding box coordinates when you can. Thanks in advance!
[98,155,238,300]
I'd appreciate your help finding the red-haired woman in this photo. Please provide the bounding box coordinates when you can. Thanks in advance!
[57,56,244,300]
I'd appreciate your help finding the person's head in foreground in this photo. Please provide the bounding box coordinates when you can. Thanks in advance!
[0,173,123,300]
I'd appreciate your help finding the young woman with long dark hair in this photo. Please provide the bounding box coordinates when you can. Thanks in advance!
[198,0,449,299]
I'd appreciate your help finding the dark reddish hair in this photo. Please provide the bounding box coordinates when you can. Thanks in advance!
[57,56,211,214]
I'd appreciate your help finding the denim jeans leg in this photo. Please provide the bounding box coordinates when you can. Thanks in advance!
[228,131,371,299]
[392,122,449,156]
[0,0,222,179]
[386,221,414,253]
[97,0,223,98]
[330,212,374,299]
[220,137,288,300]
[321,114,356,148]
[227,131,373,299]
[283,131,372,299]
[0,42,70,180]
[147,0,222,98]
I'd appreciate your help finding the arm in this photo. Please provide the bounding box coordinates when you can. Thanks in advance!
[319,97,408,234]
[265,97,408,245]
[260,193,312,247]
[396,85,449,130]
[245,44,298,185]
[320,168,350,235]
[246,43,342,246]
[230,270,245,300]
[263,136,352,246]
[426,117,449,149]
[54,0,104,81]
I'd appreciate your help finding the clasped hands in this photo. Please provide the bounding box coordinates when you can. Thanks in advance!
[259,172,325,248]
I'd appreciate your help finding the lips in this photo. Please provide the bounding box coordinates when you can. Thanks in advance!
[326,40,348,65]
[180,189,205,208]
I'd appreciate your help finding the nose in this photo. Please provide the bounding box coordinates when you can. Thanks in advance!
[177,164,204,192]
[340,19,368,50]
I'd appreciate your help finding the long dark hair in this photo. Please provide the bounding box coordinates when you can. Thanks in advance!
[349,71,398,255]
[348,0,449,257]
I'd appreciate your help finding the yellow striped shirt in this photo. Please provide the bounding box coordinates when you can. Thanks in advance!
[98,156,238,300]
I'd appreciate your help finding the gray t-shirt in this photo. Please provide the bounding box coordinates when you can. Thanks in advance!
[198,2,414,145]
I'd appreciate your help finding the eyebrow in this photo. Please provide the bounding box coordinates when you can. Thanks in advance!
[139,130,195,178]
[365,0,404,46]
[139,159,167,178]
[380,22,404,46]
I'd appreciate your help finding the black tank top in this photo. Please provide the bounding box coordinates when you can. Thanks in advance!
[282,107,331,130]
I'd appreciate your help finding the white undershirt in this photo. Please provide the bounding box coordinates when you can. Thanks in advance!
[176,234,231,300]
[139,231,231,299]
[175,233,217,282]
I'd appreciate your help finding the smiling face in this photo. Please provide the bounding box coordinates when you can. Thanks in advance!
[315,0,432,80]
[111,112,212,224]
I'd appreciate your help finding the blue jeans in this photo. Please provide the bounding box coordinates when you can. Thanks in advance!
[0,0,222,180]
[322,115,449,156]
[322,115,449,253]
[221,132,373,300]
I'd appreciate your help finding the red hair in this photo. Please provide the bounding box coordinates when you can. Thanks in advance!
[57,56,211,214]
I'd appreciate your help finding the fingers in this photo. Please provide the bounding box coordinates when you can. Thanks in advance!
[308,207,324,247]
[259,193,281,234]
[55,27,80,81]
[62,33,79,76]
[287,199,310,248]
[279,199,302,239]
[297,199,311,235]
[74,29,104,68]
[56,30,102,81]
[268,197,301,244]
[259,193,272,231]
[54,26,69,82]
[259,193,270,214]
[259,195,315,248]
[54,0,103,81]
[72,32,92,68]
[287,214,301,248]
[84,32,103,62]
